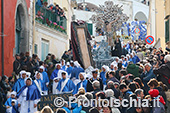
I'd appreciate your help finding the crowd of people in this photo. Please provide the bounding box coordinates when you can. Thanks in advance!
[36,0,66,19]
[0,40,170,113]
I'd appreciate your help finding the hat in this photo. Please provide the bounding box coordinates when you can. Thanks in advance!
[26,72,31,77]
[121,55,125,58]
[39,66,45,71]
[92,69,98,73]
[148,89,159,98]
[66,62,70,66]
[55,63,61,67]
[11,91,17,97]
[20,70,26,75]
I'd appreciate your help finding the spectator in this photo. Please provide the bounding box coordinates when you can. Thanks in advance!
[153,54,170,88]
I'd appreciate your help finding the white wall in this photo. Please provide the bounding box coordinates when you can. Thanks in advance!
[35,22,68,60]
[73,9,96,36]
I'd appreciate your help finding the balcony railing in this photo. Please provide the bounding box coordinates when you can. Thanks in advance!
[35,4,67,34]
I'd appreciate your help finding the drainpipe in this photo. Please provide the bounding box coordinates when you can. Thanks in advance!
[1,0,4,76]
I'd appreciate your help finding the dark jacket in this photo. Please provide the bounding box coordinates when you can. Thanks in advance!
[86,77,103,92]
[153,62,170,88]
[109,77,120,84]
[13,60,21,75]
[91,88,101,99]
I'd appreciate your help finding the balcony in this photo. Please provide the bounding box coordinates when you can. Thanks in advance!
[35,5,67,34]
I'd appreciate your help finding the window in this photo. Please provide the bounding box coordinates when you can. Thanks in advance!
[34,44,38,54]
[41,40,49,61]
[87,23,93,35]
[165,19,169,43]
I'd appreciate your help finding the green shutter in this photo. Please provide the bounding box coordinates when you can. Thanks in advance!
[43,0,47,2]
[165,19,169,43]
[87,23,93,35]
[41,40,49,61]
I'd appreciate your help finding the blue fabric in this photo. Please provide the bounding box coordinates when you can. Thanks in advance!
[50,69,60,80]
[57,79,75,93]
[13,78,25,93]
[61,65,67,71]
[66,66,73,75]
[62,107,71,113]
[71,103,82,113]
[36,0,43,6]
[5,97,13,107]
[12,105,19,113]
[41,71,49,91]
[70,67,84,79]
[123,61,128,67]
[100,71,106,85]
[73,79,88,94]
[17,85,41,100]
[33,79,44,91]
[141,69,156,90]
[132,55,140,64]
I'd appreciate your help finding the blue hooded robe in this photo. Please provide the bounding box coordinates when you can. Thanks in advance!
[12,78,25,93]
[73,79,88,94]
[41,71,49,91]
[57,79,75,93]
[100,71,106,85]
[70,67,84,79]
[16,84,41,101]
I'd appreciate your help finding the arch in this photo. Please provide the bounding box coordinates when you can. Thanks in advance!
[15,0,29,54]
[78,2,99,11]
[134,11,147,22]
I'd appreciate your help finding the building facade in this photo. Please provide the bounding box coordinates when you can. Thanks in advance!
[0,0,31,76]
[73,0,149,37]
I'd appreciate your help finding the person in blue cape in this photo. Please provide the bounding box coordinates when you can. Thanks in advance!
[123,57,128,67]
[129,54,133,63]
[50,63,62,80]
[39,66,49,95]
[100,65,107,85]
[51,64,63,94]
[56,71,75,93]
[17,77,41,113]
[132,51,140,64]
[73,73,88,94]
[66,62,73,78]
[11,99,18,113]
[5,91,18,113]
[33,71,45,96]
[13,70,27,93]
[70,61,84,80]
[61,59,67,71]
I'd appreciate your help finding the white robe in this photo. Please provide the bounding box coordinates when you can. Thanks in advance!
[17,87,40,113]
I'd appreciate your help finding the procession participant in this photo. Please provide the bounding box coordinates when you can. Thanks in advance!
[70,61,84,85]
[26,72,31,78]
[100,65,107,85]
[13,70,27,93]
[56,71,75,93]
[73,73,88,94]
[39,66,49,95]
[17,77,41,113]
[51,64,63,94]
[61,59,67,71]
[86,69,103,92]
[50,63,62,80]
[33,71,45,95]
[5,91,17,113]
[66,62,73,78]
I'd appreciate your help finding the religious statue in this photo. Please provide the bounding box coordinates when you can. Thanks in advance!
[90,1,129,46]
